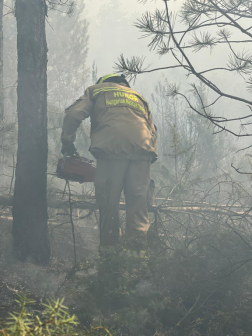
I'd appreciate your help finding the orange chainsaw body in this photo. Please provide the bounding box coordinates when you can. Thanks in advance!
[57,156,96,183]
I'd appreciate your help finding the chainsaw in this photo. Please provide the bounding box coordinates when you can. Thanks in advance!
[56,154,96,183]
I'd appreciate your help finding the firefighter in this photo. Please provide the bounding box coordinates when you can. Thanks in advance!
[61,74,157,253]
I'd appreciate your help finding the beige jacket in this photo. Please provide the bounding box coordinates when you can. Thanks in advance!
[61,82,157,162]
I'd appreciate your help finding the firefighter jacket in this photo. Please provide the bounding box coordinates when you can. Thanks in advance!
[61,82,158,162]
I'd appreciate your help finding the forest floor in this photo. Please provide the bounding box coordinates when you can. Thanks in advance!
[0,214,99,321]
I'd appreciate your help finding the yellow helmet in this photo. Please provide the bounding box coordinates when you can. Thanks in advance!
[96,74,130,87]
[97,74,119,84]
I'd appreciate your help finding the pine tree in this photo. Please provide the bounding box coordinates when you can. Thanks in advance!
[151,79,232,180]
[47,0,89,109]
[12,0,50,264]
[0,0,4,120]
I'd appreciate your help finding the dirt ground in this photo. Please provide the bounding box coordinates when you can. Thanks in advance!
[0,213,99,320]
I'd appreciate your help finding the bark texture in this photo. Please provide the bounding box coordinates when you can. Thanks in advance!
[0,0,3,120]
[13,0,50,264]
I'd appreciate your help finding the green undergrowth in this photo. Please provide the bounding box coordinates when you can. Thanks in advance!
[63,235,252,336]
[3,229,252,336]
[0,295,113,336]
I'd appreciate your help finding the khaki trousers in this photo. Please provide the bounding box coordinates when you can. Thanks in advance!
[94,159,151,249]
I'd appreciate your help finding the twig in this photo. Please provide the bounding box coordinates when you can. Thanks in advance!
[176,293,201,326]
[9,155,15,195]
[67,181,77,268]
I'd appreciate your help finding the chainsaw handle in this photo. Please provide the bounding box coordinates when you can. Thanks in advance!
[63,152,80,159]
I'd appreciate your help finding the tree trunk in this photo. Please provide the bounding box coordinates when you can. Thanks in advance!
[0,0,4,120]
[12,0,50,265]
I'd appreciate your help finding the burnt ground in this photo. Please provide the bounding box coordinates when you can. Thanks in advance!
[0,214,99,321]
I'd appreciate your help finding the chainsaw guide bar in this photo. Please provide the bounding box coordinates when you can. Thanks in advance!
[56,156,96,183]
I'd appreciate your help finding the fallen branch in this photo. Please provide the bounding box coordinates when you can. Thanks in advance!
[0,194,252,217]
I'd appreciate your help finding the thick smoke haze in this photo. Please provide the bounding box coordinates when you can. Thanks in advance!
[2,2,252,334]
[83,0,252,143]
[84,0,168,92]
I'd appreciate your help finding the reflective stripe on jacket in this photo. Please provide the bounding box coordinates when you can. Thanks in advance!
[61,82,158,162]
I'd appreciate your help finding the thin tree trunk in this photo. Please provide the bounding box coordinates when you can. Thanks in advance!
[12,0,50,265]
[0,0,4,120]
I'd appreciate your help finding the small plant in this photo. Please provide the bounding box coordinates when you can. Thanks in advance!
[0,295,113,336]
[0,295,78,336]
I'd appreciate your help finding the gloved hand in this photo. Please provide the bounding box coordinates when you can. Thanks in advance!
[61,140,77,156]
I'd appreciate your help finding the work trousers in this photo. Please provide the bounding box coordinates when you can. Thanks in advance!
[94,158,151,250]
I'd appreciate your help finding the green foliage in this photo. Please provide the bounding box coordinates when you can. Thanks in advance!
[0,295,113,336]
[73,248,157,336]
[64,197,252,336]
[0,295,78,336]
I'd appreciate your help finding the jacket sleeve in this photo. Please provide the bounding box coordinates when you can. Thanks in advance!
[61,87,94,143]
[143,100,157,136]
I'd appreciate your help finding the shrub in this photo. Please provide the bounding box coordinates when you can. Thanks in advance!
[0,295,113,336]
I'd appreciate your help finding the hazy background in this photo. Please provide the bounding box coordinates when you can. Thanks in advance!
[81,0,251,147]
[3,0,251,162]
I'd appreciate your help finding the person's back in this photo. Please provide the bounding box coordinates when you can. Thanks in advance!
[61,74,157,252]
